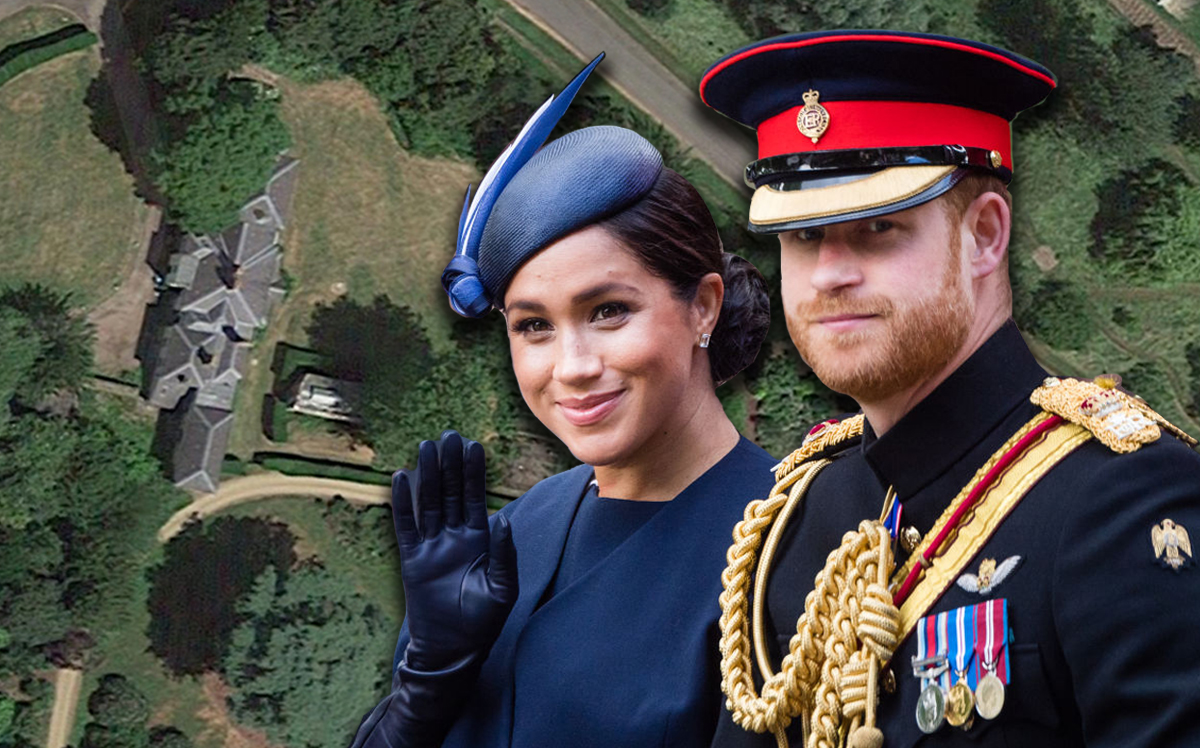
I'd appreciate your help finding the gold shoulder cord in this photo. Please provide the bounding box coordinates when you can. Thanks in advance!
[719,416,898,748]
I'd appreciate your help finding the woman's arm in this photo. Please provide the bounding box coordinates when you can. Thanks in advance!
[348,431,518,748]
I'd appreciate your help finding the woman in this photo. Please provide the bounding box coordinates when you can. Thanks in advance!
[351,57,775,748]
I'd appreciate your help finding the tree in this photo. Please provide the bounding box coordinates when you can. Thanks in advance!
[0,285,94,406]
[0,310,39,421]
[149,80,290,234]
[87,675,149,730]
[139,0,270,89]
[148,727,194,748]
[224,563,392,748]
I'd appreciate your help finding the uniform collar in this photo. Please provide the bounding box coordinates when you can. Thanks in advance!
[862,320,1047,498]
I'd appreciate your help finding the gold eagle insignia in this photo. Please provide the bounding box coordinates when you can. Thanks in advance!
[1152,519,1193,571]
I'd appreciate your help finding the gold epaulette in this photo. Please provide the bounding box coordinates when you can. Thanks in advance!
[1031,375,1198,453]
[771,414,864,482]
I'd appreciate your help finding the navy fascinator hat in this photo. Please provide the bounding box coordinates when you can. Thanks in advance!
[441,54,665,317]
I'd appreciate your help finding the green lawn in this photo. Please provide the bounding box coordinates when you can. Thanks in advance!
[588,0,751,87]
[0,6,75,50]
[225,75,479,458]
[0,12,146,309]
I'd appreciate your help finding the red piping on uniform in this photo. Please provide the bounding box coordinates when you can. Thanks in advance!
[756,100,1012,165]
[699,34,1057,105]
[892,414,1065,608]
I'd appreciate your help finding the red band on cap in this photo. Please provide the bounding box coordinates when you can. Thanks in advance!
[758,100,1012,168]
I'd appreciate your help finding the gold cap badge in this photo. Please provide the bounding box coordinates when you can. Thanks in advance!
[796,89,830,144]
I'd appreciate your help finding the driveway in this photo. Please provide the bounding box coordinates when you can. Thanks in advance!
[157,472,391,543]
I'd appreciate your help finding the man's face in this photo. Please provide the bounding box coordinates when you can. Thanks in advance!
[779,197,973,402]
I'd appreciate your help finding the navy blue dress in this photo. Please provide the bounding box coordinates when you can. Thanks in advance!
[390,436,777,747]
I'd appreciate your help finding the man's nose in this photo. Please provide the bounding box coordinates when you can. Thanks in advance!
[808,239,863,293]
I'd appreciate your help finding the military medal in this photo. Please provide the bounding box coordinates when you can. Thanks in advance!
[913,616,951,734]
[916,681,946,733]
[973,598,1010,720]
[911,655,949,734]
[945,680,975,727]
[944,605,976,728]
[975,672,1005,719]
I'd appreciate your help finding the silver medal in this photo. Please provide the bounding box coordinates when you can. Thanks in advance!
[975,672,1006,720]
[916,683,946,733]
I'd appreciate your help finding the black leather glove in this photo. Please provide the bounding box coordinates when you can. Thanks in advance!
[397,430,518,671]
[348,431,518,748]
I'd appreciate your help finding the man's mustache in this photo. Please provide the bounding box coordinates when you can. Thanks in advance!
[799,296,895,321]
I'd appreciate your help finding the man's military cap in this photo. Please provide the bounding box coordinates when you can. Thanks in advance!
[442,54,663,317]
[699,31,1056,233]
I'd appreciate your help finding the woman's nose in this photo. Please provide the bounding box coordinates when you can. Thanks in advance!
[553,332,604,384]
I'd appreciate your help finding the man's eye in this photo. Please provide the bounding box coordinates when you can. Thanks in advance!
[593,302,629,322]
[798,227,825,242]
[866,219,894,233]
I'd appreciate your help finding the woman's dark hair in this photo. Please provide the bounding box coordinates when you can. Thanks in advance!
[597,168,770,385]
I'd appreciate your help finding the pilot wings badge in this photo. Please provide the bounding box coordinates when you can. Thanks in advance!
[1152,519,1192,571]
[957,556,1022,595]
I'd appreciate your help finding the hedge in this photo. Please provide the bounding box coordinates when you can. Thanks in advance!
[0,25,97,89]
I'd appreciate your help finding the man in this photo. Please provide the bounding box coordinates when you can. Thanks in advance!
[698,31,1200,748]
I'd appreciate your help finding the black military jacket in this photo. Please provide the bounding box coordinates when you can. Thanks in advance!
[712,321,1200,748]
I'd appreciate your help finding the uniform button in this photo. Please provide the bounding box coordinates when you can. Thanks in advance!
[882,668,896,694]
[900,526,922,553]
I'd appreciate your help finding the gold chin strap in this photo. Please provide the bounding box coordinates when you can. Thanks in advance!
[719,451,900,748]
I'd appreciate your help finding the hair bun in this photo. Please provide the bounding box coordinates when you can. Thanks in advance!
[709,252,770,385]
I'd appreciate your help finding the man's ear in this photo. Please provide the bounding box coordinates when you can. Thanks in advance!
[963,191,1011,280]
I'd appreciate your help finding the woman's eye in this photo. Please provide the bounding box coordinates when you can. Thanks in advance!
[593,302,629,322]
[512,318,551,334]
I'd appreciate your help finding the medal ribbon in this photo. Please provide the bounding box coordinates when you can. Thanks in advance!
[972,598,1009,684]
[883,497,903,540]
[948,605,977,689]
[918,611,952,689]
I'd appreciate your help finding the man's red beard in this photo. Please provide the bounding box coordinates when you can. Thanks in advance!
[790,244,972,403]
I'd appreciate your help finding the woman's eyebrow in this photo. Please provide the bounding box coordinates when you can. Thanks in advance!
[571,282,639,305]
[506,282,641,313]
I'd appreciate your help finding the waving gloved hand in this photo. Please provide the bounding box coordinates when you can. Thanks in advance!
[395,429,518,670]
[348,430,518,748]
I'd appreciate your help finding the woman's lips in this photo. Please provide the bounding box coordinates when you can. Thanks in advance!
[557,390,624,427]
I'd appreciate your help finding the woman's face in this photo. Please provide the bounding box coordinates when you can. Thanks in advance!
[502,224,718,468]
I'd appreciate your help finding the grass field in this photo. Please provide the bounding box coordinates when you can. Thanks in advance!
[0,6,75,50]
[224,75,478,459]
[0,10,147,309]
[588,0,751,87]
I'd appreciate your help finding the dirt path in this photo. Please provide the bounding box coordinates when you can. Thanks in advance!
[157,472,390,543]
[87,205,160,375]
[44,668,82,748]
